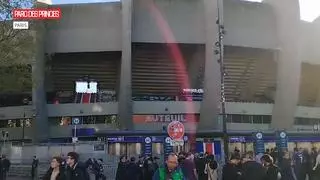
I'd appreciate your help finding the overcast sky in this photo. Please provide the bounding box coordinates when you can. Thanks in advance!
[51,0,120,5]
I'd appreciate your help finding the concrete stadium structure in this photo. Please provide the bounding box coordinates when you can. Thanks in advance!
[1,0,320,144]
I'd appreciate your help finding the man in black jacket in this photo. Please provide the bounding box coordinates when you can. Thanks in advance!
[1,155,10,180]
[31,156,38,180]
[240,151,265,180]
[66,152,90,180]
[222,153,241,180]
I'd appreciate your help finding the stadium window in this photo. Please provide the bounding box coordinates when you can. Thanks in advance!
[231,115,242,123]
[82,116,94,124]
[253,115,263,124]
[0,121,9,128]
[241,115,253,123]
[262,115,271,124]
[226,114,232,123]
[295,117,310,125]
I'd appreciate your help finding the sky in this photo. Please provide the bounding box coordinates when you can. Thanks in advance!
[51,0,119,5]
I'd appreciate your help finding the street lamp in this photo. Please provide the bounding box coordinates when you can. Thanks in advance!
[22,98,29,142]
[215,0,229,161]
[2,130,9,154]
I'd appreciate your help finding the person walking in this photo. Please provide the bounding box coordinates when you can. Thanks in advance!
[115,155,128,180]
[42,156,66,180]
[240,151,265,180]
[222,153,241,180]
[31,156,39,180]
[152,153,186,180]
[312,149,320,180]
[279,151,296,180]
[1,155,10,180]
[204,155,218,180]
[126,157,140,180]
[65,152,90,180]
[261,154,281,180]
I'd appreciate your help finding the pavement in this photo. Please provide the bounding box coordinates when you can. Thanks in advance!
[7,177,29,180]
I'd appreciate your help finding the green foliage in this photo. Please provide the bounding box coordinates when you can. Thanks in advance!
[0,0,35,92]
[0,65,32,92]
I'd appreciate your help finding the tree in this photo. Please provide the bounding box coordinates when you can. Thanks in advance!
[0,0,35,92]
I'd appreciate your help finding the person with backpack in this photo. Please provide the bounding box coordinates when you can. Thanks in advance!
[205,154,218,180]
[65,152,90,180]
[261,154,281,180]
[153,153,186,180]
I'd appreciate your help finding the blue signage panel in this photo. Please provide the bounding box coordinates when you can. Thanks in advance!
[143,137,152,156]
[72,128,95,137]
[253,132,265,154]
[276,131,288,150]
[163,137,173,160]
[229,136,246,143]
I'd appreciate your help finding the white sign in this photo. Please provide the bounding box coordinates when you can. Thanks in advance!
[145,137,151,144]
[183,136,188,141]
[256,132,263,139]
[171,139,184,146]
[72,137,78,143]
[72,118,80,125]
[75,81,97,93]
[165,137,172,144]
[13,21,29,30]
[280,132,286,138]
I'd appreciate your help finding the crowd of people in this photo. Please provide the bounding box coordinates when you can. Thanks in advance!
[113,146,320,180]
[222,147,320,180]
[115,152,218,180]
[35,152,105,180]
[3,146,317,180]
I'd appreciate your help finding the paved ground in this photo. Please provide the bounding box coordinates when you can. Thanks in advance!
[7,177,29,180]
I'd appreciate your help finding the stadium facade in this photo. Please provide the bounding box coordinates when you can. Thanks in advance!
[1,0,320,151]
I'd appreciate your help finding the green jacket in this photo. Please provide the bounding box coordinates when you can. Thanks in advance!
[152,166,186,180]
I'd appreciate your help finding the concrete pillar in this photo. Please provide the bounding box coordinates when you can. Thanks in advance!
[32,8,49,142]
[269,0,302,129]
[118,0,133,130]
[198,0,221,130]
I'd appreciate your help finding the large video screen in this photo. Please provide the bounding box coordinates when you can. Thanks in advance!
[75,81,98,93]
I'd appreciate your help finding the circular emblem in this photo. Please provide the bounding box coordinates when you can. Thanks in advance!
[145,137,151,144]
[72,118,80,125]
[167,121,185,140]
[280,132,286,138]
[165,137,172,144]
[183,136,188,141]
[256,132,263,139]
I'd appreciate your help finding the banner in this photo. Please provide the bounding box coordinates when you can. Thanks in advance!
[253,132,265,154]
[276,131,288,150]
[164,137,173,160]
[133,114,199,124]
[143,137,152,156]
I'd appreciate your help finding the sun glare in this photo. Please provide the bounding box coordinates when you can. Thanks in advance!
[299,0,320,22]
